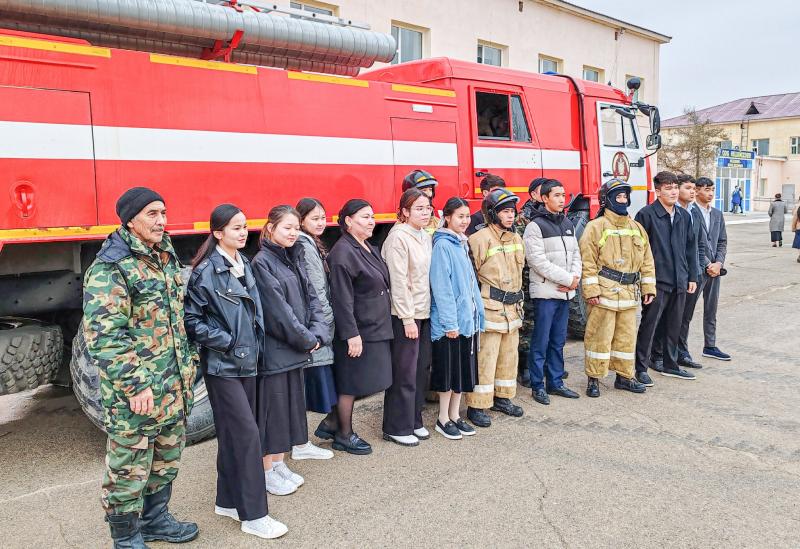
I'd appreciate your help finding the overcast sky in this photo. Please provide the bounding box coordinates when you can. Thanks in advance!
[573,0,800,120]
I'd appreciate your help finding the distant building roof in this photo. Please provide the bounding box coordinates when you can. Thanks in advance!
[663,92,800,127]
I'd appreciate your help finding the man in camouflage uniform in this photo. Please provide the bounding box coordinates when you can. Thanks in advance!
[514,178,546,388]
[83,187,199,548]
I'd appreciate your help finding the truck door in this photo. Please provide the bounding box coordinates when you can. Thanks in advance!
[470,87,541,196]
[597,103,648,212]
[0,87,97,230]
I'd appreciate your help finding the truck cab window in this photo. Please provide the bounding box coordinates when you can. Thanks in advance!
[476,92,530,142]
[600,106,639,149]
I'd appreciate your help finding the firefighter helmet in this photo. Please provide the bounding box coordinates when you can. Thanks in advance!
[484,188,519,225]
[598,178,632,210]
[402,169,438,192]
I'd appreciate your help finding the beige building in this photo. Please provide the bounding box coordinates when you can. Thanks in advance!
[287,0,670,105]
[662,93,800,212]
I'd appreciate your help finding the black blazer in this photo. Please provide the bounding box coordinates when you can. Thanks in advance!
[634,200,698,292]
[251,239,329,375]
[184,249,265,377]
[687,204,710,277]
[328,232,393,342]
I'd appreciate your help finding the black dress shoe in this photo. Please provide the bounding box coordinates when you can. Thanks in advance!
[678,355,703,369]
[636,371,654,387]
[467,406,492,427]
[660,367,696,380]
[332,432,372,455]
[532,388,550,405]
[547,385,580,399]
[586,378,600,398]
[491,397,524,416]
[314,422,335,441]
[614,375,647,393]
[651,358,664,372]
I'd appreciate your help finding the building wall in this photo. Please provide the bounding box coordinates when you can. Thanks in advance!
[294,0,664,104]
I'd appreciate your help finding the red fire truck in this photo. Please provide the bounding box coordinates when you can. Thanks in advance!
[0,21,661,440]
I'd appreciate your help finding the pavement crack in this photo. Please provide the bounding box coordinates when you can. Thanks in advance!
[530,469,568,548]
[0,478,97,504]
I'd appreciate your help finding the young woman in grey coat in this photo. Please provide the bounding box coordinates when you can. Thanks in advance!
[295,198,338,456]
[768,193,787,246]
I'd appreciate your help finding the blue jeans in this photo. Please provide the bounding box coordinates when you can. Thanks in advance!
[527,298,569,391]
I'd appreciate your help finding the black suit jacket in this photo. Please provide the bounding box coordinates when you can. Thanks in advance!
[635,200,698,292]
[688,204,710,277]
[327,232,393,342]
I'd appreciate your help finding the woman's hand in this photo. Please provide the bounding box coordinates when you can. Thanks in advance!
[404,323,419,340]
[347,335,363,358]
[445,330,459,339]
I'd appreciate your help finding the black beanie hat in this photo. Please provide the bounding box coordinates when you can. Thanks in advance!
[116,187,165,226]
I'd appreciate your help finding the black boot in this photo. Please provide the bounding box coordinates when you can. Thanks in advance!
[106,513,150,549]
[467,406,492,427]
[490,397,524,417]
[140,485,199,543]
[518,368,532,389]
[586,377,600,398]
[614,375,647,394]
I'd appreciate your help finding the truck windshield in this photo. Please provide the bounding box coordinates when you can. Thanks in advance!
[476,91,530,142]
[600,106,638,149]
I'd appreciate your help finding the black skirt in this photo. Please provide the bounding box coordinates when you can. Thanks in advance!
[256,367,309,455]
[304,364,338,414]
[430,335,478,393]
[332,338,392,397]
[771,230,783,242]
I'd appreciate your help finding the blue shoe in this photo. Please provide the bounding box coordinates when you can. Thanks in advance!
[702,347,731,361]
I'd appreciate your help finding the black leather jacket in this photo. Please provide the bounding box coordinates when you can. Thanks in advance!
[184,249,265,377]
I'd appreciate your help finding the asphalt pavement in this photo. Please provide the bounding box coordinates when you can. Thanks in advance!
[1,220,799,548]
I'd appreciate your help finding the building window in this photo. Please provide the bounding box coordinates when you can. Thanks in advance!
[791,136,800,155]
[719,140,732,150]
[759,178,767,196]
[538,55,560,74]
[475,91,531,142]
[751,138,770,156]
[582,66,603,83]
[625,74,644,102]
[289,2,334,16]
[391,24,423,65]
[477,43,502,67]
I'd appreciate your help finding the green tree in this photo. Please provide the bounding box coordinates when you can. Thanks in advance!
[661,108,728,176]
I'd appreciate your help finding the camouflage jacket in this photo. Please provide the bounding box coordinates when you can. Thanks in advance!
[83,228,197,436]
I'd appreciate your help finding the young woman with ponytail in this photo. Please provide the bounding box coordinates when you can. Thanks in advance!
[184,204,288,540]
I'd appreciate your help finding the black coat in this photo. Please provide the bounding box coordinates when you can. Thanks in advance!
[634,200,698,292]
[687,204,709,278]
[328,232,393,342]
[184,249,265,377]
[251,239,329,375]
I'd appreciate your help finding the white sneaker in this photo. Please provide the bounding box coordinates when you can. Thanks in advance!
[382,433,420,446]
[214,506,240,521]
[264,468,298,496]
[241,515,288,539]
[292,442,334,460]
[413,427,430,440]
[274,461,305,487]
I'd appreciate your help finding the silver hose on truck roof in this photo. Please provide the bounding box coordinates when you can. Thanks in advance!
[0,0,396,75]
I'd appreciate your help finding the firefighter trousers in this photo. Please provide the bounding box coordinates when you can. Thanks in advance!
[465,330,519,409]
[584,306,637,380]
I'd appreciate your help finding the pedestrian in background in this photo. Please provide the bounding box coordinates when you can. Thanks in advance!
[293,198,337,460]
[83,187,199,548]
[185,204,287,539]
[381,188,434,447]
[429,197,484,440]
[792,205,800,262]
[328,199,394,455]
[730,185,742,214]
[768,193,787,247]
[523,179,582,405]
[252,206,330,496]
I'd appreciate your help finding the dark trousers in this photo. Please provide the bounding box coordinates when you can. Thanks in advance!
[204,374,267,521]
[636,287,686,373]
[771,230,783,243]
[677,275,708,358]
[702,274,721,348]
[528,298,569,391]
[383,317,431,436]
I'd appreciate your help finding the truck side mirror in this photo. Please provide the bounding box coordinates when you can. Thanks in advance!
[649,107,661,135]
[646,134,662,151]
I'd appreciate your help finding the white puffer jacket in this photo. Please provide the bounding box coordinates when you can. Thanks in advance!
[523,208,582,300]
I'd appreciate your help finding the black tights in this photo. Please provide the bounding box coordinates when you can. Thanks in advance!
[336,394,355,436]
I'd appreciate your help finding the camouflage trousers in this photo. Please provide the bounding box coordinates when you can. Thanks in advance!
[101,421,186,514]
[518,297,535,374]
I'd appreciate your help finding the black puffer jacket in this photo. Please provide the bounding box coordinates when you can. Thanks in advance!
[185,249,264,377]
[251,238,330,375]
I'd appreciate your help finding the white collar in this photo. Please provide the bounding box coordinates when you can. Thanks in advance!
[216,245,245,278]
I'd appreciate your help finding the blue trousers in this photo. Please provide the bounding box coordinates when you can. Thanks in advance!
[527,298,569,391]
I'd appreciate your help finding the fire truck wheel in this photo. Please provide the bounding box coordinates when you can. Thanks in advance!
[567,209,590,338]
[0,317,63,396]
[69,327,216,445]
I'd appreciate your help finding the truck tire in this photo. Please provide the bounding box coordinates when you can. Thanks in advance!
[0,317,63,396]
[69,328,216,445]
[566,209,590,338]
